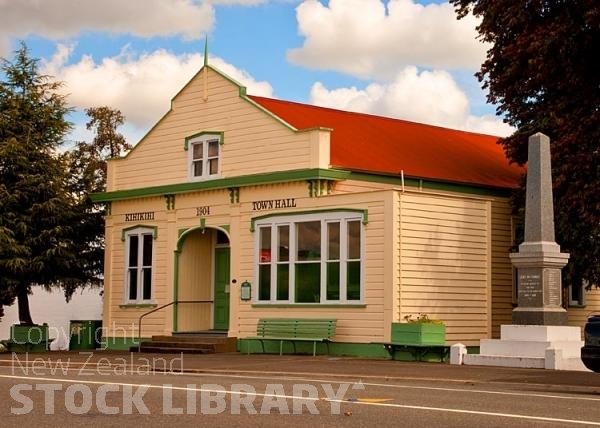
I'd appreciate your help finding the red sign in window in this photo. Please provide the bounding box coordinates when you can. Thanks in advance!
[260,249,271,263]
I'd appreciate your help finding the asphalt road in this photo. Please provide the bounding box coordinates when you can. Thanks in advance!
[1,353,599,427]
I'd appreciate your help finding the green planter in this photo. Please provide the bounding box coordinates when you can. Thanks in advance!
[11,324,49,344]
[8,324,52,352]
[391,322,446,345]
[69,320,103,350]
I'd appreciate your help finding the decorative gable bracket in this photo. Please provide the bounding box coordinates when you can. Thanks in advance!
[164,194,176,210]
[228,187,240,204]
[307,179,334,197]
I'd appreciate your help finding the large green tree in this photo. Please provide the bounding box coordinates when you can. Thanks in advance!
[451,0,600,288]
[1,44,130,324]
[0,43,81,324]
[61,106,131,299]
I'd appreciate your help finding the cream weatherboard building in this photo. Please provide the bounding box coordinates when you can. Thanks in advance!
[93,61,599,354]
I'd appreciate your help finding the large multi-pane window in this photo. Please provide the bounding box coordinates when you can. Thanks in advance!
[188,134,220,180]
[256,212,363,304]
[125,228,154,303]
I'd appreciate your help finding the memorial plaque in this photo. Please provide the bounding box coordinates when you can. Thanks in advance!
[518,268,543,307]
[543,268,561,307]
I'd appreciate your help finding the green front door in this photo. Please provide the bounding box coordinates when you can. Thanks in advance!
[213,247,230,330]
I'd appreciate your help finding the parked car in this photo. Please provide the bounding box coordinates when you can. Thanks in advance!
[581,314,600,372]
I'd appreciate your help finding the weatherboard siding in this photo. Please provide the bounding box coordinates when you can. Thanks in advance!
[101,170,527,344]
[333,179,399,194]
[103,197,172,339]
[490,199,514,338]
[108,68,316,192]
[399,193,490,346]
[102,183,399,342]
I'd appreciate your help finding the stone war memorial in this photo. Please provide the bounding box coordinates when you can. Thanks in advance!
[510,133,570,325]
[457,133,587,371]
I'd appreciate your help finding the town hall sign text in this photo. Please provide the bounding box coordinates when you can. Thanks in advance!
[252,198,297,211]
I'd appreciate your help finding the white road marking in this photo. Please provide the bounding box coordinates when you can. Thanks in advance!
[1,365,598,402]
[325,398,600,426]
[147,371,600,403]
[0,372,599,425]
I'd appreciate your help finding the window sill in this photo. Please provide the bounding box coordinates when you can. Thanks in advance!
[568,303,587,309]
[251,303,366,308]
[119,303,157,309]
[189,174,222,182]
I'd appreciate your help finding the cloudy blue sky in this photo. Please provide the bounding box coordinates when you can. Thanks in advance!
[0,0,513,147]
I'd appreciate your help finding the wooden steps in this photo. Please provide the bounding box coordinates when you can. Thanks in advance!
[133,332,237,354]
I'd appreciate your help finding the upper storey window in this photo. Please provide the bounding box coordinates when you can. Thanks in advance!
[187,133,221,180]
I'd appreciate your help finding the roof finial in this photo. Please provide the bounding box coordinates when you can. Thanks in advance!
[203,35,208,101]
[204,36,208,67]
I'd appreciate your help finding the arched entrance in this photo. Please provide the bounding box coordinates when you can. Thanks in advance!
[174,227,230,332]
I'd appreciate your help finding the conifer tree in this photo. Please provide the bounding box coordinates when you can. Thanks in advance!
[61,106,130,300]
[0,43,74,324]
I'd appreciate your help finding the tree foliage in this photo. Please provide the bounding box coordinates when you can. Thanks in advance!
[451,0,600,288]
[61,106,130,300]
[0,42,75,324]
[0,44,129,324]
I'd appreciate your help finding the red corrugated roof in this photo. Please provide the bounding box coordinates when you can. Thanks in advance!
[248,95,523,189]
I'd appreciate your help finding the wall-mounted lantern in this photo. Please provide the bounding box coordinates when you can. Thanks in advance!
[240,281,251,301]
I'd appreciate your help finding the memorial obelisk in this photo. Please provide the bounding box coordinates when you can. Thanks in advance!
[451,133,586,369]
[510,133,569,325]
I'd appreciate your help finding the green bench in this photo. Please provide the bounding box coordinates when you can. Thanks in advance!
[249,318,337,356]
[382,343,450,362]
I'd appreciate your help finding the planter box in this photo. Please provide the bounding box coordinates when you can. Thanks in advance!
[11,324,50,344]
[391,322,446,345]
[6,324,52,352]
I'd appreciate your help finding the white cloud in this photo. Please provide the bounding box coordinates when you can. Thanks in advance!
[288,0,487,79]
[42,44,274,144]
[0,0,216,56]
[462,115,514,137]
[309,66,513,137]
[208,57,275,98]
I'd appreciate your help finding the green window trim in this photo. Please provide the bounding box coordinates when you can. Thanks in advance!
[184,131,225,150]
[121,224,158,241]
[254,211,364,305]
[123,226,156,305]
[187,132,223,181]
[177,228,189,239]
[251,208,368,232]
